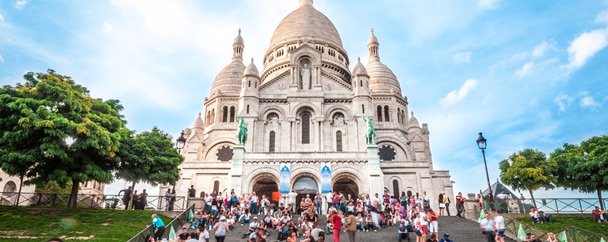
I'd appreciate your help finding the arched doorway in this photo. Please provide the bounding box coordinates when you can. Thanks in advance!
[293,176,318,212]
[2,181,16,194]
[333,177,359,199]
[252,175,279,204]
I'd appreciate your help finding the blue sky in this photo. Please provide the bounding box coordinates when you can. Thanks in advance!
[1,0,607,197]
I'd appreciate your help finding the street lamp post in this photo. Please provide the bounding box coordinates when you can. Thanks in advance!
[476,132,494,208]
[173,130,186,190]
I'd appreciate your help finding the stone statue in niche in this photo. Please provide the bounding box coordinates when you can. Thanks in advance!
[301,63,311,90]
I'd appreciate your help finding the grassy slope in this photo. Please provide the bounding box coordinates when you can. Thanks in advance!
[514,215,608,236]
[0,206,172,242]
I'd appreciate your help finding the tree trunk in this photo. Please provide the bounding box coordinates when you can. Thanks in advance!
[529,189,537,209]
[129,181,136,210]
[68,180,80,209]
[15,175,24,206]
[598,189,605,211]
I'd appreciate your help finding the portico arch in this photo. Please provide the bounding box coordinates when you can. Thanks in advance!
[250,173,279,202]
[332,172,361,198]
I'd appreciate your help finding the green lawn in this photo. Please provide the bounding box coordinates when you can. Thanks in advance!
[514,214,608,236]
[0,206,173,242]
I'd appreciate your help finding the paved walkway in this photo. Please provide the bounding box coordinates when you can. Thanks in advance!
[190,215,515,242]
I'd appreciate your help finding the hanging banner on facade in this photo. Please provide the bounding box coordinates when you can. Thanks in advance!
[321,164,332,193]
[279,164,291,194]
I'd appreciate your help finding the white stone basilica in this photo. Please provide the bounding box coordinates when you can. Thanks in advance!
[176,0,454,211]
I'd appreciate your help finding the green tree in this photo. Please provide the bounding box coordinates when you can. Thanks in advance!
[550,135,608,210]
[0,70,126,208]
[499,149,557,208]
[116,127,183,208]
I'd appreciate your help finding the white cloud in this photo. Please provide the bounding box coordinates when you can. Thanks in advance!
[564,28,608,71]
[0,54,4,64]
[0,13,4,22]
[515,62,534,77]
[553,94,574,112]
[531,40,553,58]
[453,51,472,63]
[596,10,608,24]
[580,92,599,108]
[477,0,500,10]
[15,0,27,10]
[442,79,478,106]
[102,22,113,33]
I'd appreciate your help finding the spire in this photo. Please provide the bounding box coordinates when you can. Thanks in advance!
[233,29,244,60]
[299,0,313,7]
[367,29,380,61]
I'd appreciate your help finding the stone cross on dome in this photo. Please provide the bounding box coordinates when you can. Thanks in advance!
[299,0,313,7]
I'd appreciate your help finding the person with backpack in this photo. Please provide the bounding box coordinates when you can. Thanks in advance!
[212,216,228,242]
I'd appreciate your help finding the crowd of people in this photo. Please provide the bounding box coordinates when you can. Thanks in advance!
[117,186,150,210]
[143,188,460,242]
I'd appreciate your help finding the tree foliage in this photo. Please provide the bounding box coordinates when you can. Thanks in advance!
[550,135,608,210]
[499,148,557,208]
[116,127,183,186]
[0,70,126,208]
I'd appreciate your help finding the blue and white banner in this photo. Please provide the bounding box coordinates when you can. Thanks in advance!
[321,164,331,193]
[279,164,291,194]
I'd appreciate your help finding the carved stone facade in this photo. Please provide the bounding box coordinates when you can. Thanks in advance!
[176,0,454,212]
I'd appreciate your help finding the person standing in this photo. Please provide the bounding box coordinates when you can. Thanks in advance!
[119,186,132,210]
[326,191,334,213]
[428,209,438,239]
[331,210,343,242]
[138,189,148,210]
[494,210,505,242]
[315,192,323,215]
[455,192,464,218]
[480,212,496,242]
[344,211,357,242]
[212,216,228,242]
[164,188,173,211]
[444,193,451,216]
[149,214,165,241]
[438,193,445,216]
[188,185,196,198]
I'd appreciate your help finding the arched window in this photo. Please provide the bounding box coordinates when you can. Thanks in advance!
[269,131,276,152]
[384,105,390,122]
[377,106,383,122]
[301,112,311,144]
[222,106,228,122]
[255,82,258,88]
[248,80,251,87]
[401,110,406,124]
[211,109,215,124]
[359,80,363,87]
[246,105,250,114]
[336,131,343,151]
[397,108,401,124]
[361,104,365,114]
[229,106,235,122]
[393,180,400,197]
[213,181,219,193]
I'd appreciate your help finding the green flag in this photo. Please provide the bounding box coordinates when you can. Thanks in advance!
[517,224,526,241]
[169,225,177,241]
[189,209,194,222]
[558,231,568,242]
[599,237,606,242]
[478,209,486,223]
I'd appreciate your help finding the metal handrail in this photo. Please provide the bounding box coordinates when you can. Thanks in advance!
[0,192,186,211]
[479,197,608,214]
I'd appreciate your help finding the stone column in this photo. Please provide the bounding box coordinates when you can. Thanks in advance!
[229,145,245,195]
[367,145,384,196]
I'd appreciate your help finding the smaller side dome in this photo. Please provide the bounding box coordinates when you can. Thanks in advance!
[353,57,368,76]
[408,112,420,128]
[244,58,259,77]
[192,112,204,130]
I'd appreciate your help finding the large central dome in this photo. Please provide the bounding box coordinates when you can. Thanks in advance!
[268,0,344,51]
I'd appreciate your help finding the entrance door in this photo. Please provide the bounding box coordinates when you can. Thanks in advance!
[333,177,359,199]
[293,177,318,212]
[252,177,279,203]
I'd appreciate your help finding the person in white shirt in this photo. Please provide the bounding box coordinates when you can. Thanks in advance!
[494,210,505,242]
[197,227,209,242]
[479,212,495,242]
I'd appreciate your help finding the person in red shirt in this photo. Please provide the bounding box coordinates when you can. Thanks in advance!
[331,210,343,242]
[455,192,464,218]
[428,208,439,239]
